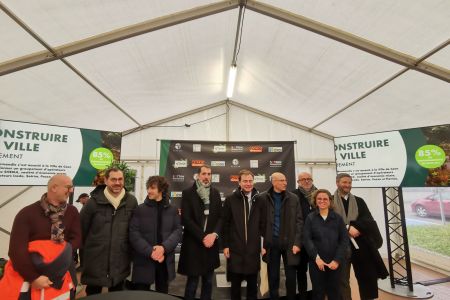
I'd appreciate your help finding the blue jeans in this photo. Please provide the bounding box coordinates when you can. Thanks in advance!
[184,271,214,300]
[267,238,297,300]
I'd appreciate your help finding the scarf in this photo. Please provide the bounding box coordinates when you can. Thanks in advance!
[104,187,125,209]
[333,190,359,225]
[40,193,67,243]
[196,179,211,205]
[298,185,318,205]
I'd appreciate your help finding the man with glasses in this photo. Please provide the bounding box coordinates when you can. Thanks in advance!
[292,172,317,299]
[80,167,138,295]
[1,174,81,299]
[259,172,303,300]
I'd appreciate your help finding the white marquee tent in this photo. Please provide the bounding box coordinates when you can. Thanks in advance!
[0,0,449,272]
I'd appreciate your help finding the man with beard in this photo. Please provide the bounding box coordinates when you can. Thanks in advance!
[80,167,138,295]
[0,174,81,299]
[178,165,222,300]
[222,169,265,300]
[291,172,317,299]
[333,173,388,300]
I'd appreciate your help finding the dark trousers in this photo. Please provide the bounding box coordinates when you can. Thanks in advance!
[309,262,341,300]
[229,272,258,300]
[339,250,352,300]
[267,239,297,300]
[133,262,169,293]
[296,250,309,300]
[85,281,124,295]
[184,271,214,300]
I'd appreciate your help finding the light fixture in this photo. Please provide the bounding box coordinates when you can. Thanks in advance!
[226,64,237,98]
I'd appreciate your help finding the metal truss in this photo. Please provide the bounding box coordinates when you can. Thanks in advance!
[382,187,413,291]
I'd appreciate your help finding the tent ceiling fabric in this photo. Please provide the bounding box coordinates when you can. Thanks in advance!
[260,0,450,58]
[0,0,449,136]
[66,10,237,126]
[0,10,46,62]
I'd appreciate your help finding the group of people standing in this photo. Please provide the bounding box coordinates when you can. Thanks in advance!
[0,164,388,300]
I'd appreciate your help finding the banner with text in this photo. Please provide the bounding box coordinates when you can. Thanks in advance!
[159,140,296,207]
[334,124,450,187]
[0,120,121,186]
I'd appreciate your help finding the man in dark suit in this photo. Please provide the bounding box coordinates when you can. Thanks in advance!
[222,169,265,300]
[178,165,223,300]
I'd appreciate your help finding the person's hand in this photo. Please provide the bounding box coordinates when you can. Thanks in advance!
[292,245,301,254]
[151,245,165,261]
[261,248,266,256]
[223,247,230,258]
[203,233,216,248]
[326,260,339,270]
[348,226,361,238]
[315,257,326,271]
[31,276,53,289]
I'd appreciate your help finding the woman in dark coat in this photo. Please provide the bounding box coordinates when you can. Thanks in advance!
[303,189,349,300]
[129,176,182,293]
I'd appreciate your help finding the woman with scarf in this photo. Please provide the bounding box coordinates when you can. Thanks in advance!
[129,176,182,293]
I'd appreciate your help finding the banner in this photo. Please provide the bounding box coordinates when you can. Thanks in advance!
[0,120,121,186]
[334,124,450,187]
[159,140,296,206]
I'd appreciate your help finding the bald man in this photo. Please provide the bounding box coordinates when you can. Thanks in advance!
[1,174,81,298]
[259,172,303,300]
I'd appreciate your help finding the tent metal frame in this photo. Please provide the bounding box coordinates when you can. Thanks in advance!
[0,0,449,134]
[123,99,334,140]
[382,187,413,291]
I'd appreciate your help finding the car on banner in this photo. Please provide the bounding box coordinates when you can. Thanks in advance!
[411,192,450,218]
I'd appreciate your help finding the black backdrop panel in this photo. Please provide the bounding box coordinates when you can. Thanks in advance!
[159,140,296,207]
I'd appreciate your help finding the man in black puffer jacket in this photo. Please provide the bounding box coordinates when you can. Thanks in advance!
[80,167,138,295]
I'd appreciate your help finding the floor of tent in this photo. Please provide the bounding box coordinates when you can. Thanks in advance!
[75,255,450,299]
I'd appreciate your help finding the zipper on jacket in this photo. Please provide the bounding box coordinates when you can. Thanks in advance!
[106,207,116,282]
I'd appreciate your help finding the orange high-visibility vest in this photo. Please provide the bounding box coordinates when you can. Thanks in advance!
[0,240,74,300]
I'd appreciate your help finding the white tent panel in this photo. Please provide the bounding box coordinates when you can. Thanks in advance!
[0,186,46,233]
[121,104,228,160]
[261,0,450,57]
[0,10,46,63]
[1,0,216,47]
[67,11,237,125]
[233,10,403,129]
[316,70,450,137]
[0,187,30,207]
[228,105,334,161]
[0,232,10,258]
[0,61,136,131]
[427,46,450,70]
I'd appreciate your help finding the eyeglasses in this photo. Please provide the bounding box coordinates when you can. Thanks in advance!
[61,185,74,190]
[298,178,313,182]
